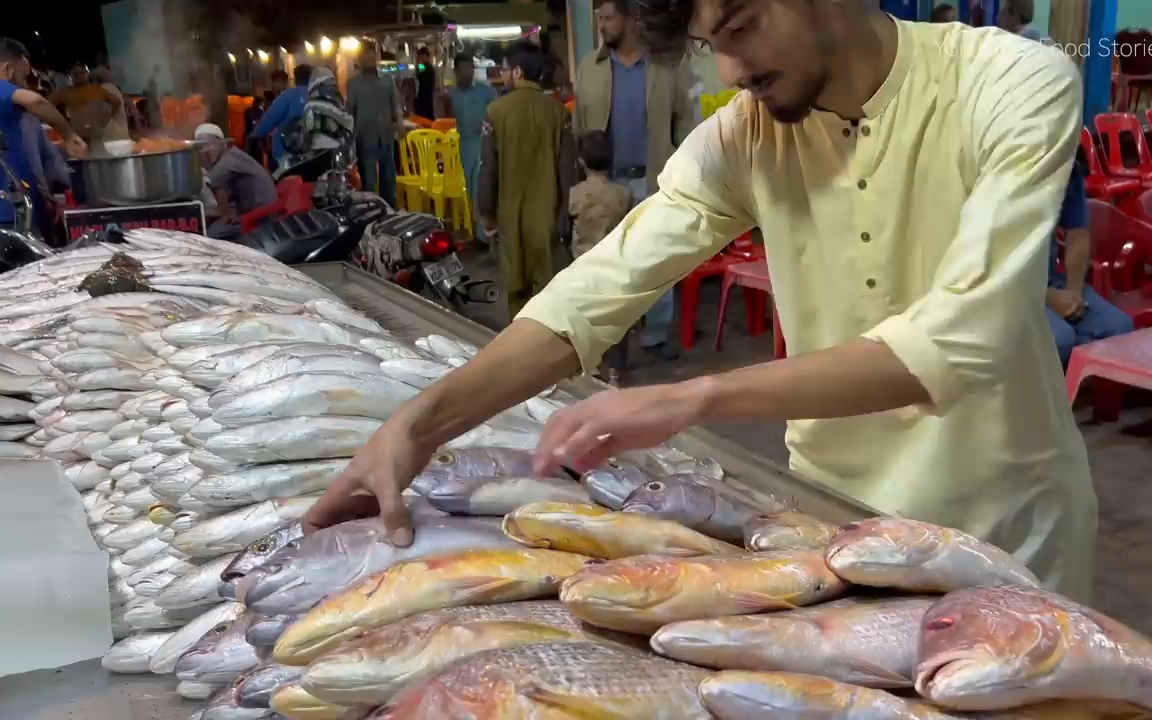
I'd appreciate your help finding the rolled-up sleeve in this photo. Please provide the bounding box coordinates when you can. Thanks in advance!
[864,46,1081,413]
[517,109,755,372]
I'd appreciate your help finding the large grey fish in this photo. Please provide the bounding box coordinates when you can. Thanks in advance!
[372,641,711,719]
[190,460,351,508]
[425,475,592,516]
[651,596,935,688]
[173,498,318,558]
[101,630,176,673]
[239,516,516,616]
[211,371,419,427]
[247,614,298,648]
[182,343,309,388]
[175,613,264,683]
[580,457,658,510]
[622,474,765,543]
[0,395,35,421]
[410,446,541,496]
[150,602,248,673]
[237,660,303,708]
[155,553,239,609]
[219,522,305,590]
[204,417,384,465]
[161,312,361,349]
[209,352,384,408]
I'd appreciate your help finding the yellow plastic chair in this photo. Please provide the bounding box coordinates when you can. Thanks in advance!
[716,89,739,107]
[399,129,445,213]
[699,93,718,120]
[437,130,473,236]
[396,138,423,211]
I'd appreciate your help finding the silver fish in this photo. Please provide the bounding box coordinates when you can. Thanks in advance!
[150,601,247,674]
[580,457,657,510]
[204,417,383,465]
[101,630,176,673]
[240,515,516,616]
[162,312,360,349]
[426,475,592,516]
[183,343,304,388]
[0,395,35,421]
[237,660,303,708]
[0,422,38,441]
[175,614,263,683]
[190,460,351,508]
[247,615,297,648]
[622,474,762,543]
[211,371,419,427]
[220,521,305,587]
[202,684,279,720]
[211,352,384,406]
[155,553,240,609]
[410,446,540,496]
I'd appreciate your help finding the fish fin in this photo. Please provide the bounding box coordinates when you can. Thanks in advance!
[445,575,520,604]
[730,591,797,613]
[521,685,621,718]
[844,657,912,687]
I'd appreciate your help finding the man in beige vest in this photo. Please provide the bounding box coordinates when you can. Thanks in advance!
[574,0,698,360]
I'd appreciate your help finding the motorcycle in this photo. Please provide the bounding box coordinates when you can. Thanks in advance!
[0,130,54,274]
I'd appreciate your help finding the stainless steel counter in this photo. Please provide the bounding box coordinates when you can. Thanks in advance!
[0,261,874,720]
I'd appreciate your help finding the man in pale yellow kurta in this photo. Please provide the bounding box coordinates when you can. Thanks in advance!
[304,3,1096,601]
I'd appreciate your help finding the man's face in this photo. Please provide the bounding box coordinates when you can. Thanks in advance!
[997,7,1020,30]
[358,49,378,72]
[71,65,90,85]
[0,56,30,86]
[596,2,631,49]
[272,77,287,93]
[940,7,957,22]
[689,0,830,124]
[454,61,474,88]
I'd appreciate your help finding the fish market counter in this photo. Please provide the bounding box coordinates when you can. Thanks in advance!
[0,260,874,720]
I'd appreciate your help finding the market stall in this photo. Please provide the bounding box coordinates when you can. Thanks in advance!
[1,240,1148,719]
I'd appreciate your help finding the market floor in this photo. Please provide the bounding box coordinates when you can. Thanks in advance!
[458,245,1152,636]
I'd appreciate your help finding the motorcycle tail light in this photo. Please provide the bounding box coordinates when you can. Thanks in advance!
[420,230,455,260]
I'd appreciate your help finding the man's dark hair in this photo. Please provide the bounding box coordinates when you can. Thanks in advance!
[416,46,431,58]
[594,0,630,12]
[930,3,956,21]
[630,0,695,55]
[1002,0,1033,24]
[578,130,613,173]
[263,89,276,103]
[270,69,289,84]
[505,40,546,83]
[71,61,87,70]
[293,64,311,86]
[0,38,29,63]
[454,54,474,69]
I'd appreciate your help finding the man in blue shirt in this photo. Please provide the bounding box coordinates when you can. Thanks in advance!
[0,38,86,228]
[1047,161,1133,365]
[250,64,311,168]
[446,55,497,239]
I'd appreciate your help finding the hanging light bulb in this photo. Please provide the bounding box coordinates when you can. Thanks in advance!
[227,52,237,64]
[319,36,334,55]
[339,36,361,53]
[257,49,270,64]
[279,46,288,55]
[304,40,315,54]
[246,48,254,58]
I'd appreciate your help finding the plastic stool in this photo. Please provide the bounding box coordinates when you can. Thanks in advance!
[715,261,785,359]
[1066,327,1152,422]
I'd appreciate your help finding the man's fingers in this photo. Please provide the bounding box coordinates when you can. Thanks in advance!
[555,422,612,473]
[376,485,414,547]
[300,470,364,533]
[534,409,581,475]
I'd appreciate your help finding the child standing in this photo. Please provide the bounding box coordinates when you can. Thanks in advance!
[568,130,633,383]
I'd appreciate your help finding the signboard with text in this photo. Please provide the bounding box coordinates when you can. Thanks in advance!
[64,201,206,243]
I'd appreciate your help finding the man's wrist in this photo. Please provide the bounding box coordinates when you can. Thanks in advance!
[676,374,724,425]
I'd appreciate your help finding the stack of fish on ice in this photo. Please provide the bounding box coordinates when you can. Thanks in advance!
[6,232,1150,720]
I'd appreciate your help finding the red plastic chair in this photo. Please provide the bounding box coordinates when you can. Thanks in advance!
[1085,199,1152,298]
[239,176,313,234]
[1093,113,1152,188]
[1080,128,1141,202]
[1066,329,1152,422]
[714,261,786,359]
[676,232,764,350]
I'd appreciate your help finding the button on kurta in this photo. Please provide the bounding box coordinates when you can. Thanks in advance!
[861,231,871,242]
[861,125,871,137]
[857,179,868,190]
[865,278,876,288]
[842,128,852,137]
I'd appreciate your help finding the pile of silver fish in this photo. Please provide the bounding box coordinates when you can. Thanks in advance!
[10,236,1150,719]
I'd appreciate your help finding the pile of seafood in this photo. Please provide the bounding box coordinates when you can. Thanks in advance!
[3,232,1151,720]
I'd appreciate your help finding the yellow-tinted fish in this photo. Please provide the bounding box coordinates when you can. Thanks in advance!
[561,550,846,634]
[269,680,354,720]
[503,501,744,559]
[301,601,621,705]
[916,585,1152,712]
[370,642,711,719]
[652,596,933,687]
[273,548,589,665]
[824,517,1039,593]
[744,511,838,552]
[699,671,1151,720]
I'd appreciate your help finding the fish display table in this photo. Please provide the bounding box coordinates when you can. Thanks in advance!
[0,260,874,719]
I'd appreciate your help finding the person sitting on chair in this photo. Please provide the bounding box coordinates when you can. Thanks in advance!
[196,123,277,240]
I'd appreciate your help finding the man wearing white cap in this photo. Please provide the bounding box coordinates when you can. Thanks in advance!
[195,122,277,239]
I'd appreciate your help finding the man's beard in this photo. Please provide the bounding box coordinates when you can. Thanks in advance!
[761,71,828,125]
[602,33,622,49]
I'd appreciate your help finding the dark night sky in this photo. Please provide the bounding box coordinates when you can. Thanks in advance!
[4,2,110,70]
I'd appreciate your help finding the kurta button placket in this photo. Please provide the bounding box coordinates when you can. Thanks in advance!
[861,231,871,242]
[842,127,852,137]
[857,179,867,190]
[860,125,871,137]
[866,278,876,289]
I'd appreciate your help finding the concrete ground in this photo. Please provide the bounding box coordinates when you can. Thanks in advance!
[458,245,1151,635]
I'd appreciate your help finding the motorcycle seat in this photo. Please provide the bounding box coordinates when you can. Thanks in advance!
[234,208,342,264]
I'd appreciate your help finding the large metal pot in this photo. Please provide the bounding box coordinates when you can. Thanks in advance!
[69,144,203,207]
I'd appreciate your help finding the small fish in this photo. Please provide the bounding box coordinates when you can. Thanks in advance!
[300,601,613,705]
[824,517,1040,593]
[916,585,1152,711]
[173,499,317,558]
[161,312,359,349]
[204,417,383,465]
[652,596,933,687]
[220,522,305,586]
[562,550,846,634]
[269,681,352,720]
[240,516,515,616]
[409,446,540,496]
[155,553,238,609]
[580,457,656,509]
[372,641,711,719]
[503,501,745,559]
[176,614,263,684]
[211,371,418,427]
[274,547,590,665]
[247,615,297,648]
[698,671,1147,720]
[101,631,176,673]
[744,511,839,552]
[215,350,383,400]
[189,460,351,508]
[236,660,303,708]
[150,602,247,674]
[425,475,592,516]
[622,474,761,542]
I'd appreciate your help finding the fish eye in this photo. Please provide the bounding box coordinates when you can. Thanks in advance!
[841,523,860,531]
[606,460,621,470]
[645,481,664,492]
[434,452,455,465]
[211,623,230,635]
[925,617,955,632]
[255,540,271,552]
[285,540,299,551]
